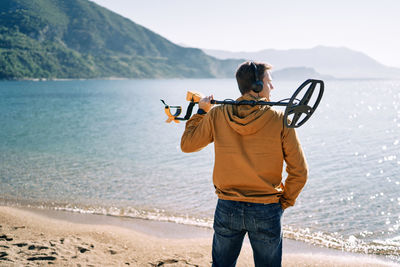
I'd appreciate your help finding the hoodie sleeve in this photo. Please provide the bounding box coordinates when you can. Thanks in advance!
[280,127,308,209]
[181,113,214,153]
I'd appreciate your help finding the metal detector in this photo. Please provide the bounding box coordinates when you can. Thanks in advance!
[161,79,324,128]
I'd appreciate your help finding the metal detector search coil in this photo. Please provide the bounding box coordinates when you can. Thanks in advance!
[160,79,324,128]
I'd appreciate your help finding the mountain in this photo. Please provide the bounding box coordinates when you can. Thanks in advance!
[272,67,333,81]
[203,46,400,79]
[0,0,241,79]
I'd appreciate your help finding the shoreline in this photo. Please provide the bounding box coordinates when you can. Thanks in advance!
[0,206,397,266]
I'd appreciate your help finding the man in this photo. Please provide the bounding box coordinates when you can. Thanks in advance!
[181,61,308,267]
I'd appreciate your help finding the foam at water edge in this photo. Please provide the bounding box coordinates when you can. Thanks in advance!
[284,226,400,262]
[52,204,213,228]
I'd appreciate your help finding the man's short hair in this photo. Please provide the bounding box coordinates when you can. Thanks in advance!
[235,61,272,95]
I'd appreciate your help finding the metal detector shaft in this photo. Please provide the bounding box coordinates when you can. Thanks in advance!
[211,100,289,106]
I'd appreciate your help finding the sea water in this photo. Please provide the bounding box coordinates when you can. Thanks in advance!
[0,79,399,262]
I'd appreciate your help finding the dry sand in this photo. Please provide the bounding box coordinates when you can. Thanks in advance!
[0,206,397,266]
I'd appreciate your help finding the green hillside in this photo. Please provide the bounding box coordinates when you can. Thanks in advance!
[0,0,241,79]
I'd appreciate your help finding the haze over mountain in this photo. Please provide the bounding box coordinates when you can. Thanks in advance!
[203,46,400,79]
[0,0,241,79]
[271,67,333,81]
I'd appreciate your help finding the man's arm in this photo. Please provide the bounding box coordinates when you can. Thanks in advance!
[280,127,308,209]
[180,114,213,153]
[181,95,214,153]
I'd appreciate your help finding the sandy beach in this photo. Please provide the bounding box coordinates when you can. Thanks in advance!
[0,206,397,266]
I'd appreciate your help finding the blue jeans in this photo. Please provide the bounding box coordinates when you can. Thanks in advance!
[212,199,284,267]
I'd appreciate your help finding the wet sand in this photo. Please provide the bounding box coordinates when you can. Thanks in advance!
[0,206,397,266]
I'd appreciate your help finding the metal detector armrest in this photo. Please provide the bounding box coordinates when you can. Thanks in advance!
[186,91,203,103]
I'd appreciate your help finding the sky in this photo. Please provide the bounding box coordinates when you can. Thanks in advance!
[91,0,400,68]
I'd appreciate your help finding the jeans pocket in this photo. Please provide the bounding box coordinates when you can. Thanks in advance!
[213,202,234,236]
[251,207,282,243]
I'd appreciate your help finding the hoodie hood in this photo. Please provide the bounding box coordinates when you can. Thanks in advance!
[223,94,273,135]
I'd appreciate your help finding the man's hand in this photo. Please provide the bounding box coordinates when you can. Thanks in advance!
[199,95,214,113]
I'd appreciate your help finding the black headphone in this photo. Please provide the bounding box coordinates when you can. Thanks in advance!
[250,62,264,93]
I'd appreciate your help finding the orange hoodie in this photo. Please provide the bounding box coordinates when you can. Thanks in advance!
[181,94,308,209]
